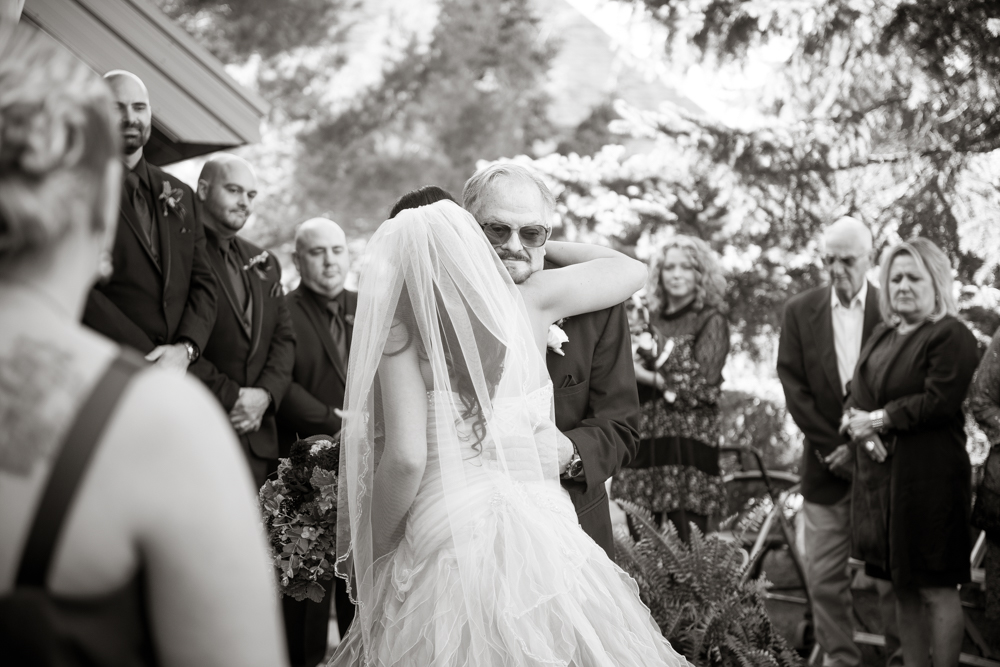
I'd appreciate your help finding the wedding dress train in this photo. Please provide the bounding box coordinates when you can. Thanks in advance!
[329,388,686,667]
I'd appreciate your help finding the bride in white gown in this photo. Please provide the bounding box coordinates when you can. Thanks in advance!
[329,199,687,666]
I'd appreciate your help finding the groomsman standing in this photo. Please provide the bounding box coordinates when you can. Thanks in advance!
[83,71,216,370]
[277,218,357,665]
[189,154,295,488]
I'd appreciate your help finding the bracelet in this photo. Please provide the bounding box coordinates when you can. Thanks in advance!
[870,409,884,433]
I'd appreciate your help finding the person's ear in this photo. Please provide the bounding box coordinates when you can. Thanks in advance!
[196,179,208,201]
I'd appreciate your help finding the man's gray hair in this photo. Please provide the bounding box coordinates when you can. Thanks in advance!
[462,163,556,223]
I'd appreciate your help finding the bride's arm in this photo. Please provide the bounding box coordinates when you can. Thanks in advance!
[370,322,428,557]
[520,240,646,322]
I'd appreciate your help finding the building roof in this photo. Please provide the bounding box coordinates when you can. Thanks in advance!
[20,0,269,165]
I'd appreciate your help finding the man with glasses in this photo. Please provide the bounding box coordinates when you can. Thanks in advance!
[778,217,901,667]
[462,163,640,558]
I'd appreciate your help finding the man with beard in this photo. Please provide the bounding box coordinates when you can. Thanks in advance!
[83,71,216,371]
[463,163,640,558]
[189,154,295,488]
[276,218,357,665]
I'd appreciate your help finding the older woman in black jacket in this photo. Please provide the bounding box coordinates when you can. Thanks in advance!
[842,237,978,667]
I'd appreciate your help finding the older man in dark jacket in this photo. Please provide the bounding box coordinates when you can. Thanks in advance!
[778,216,900,667]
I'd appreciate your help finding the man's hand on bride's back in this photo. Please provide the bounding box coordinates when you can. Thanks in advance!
[556,430,574,473]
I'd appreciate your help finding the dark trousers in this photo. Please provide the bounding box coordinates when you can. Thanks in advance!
[282,576,356,667]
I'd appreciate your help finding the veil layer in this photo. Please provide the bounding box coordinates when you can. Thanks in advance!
[334,200,561,656]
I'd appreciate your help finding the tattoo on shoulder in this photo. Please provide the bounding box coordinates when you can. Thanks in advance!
[0,338,83,476]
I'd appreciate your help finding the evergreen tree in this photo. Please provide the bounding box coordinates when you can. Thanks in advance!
[296,0,555,236]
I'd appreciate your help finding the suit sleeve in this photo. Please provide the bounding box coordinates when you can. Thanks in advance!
[174,191,217,351]
[776,299,845,458]
[970,330,1000,446]
[562,303,640,495]
[278,382,342,436]
[884,320,980,431]
[82,288,156,353]
[253,265,296,411]
[188,356,242,412]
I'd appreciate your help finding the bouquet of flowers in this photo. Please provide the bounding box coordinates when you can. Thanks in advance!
[627,293,677,403]
[259,434,340,603]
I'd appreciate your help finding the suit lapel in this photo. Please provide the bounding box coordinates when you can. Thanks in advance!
[809,286,844,398]
[244,240,265,358]
[148,166,172,286]
[207,237,251,339]
[344,290,357,352]
[300,289,347,382]
[862,283,881,343]
[119,190,162,273]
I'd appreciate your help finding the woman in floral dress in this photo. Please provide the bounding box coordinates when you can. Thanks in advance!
[613,235,730,539]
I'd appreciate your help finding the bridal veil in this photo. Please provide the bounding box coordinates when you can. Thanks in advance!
[334,200,562,653]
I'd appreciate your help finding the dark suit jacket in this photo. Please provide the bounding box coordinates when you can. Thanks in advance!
[83,157,216,352]
[777,282,881,505]
[547,302,640,558]
[276,286,357,452]
[189,231,296,460]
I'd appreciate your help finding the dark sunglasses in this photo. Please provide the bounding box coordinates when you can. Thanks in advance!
[822,254,864,269]
[480,223,551,248]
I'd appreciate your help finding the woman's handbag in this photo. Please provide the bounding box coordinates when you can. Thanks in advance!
[851,435,894,572]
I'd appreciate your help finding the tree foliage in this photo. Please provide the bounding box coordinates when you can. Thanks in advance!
[514,0,1000,352]
[155,0,557,243]
[156,0,354,62]
[293,0,555,236]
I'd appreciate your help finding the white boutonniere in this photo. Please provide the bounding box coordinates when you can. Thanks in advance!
[243,251,270,280]
[547,319,569,356]
[344,313,355,326]
[159,181,185,217]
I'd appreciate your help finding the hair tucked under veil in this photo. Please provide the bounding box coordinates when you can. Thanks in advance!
[334,200,562,657]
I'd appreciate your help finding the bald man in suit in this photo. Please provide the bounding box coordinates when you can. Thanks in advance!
[276,218,356,665]
[84,71,216,369]
[188,155,295,488]
[778,217,901,667]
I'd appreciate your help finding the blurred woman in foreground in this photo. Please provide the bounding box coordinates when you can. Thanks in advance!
[0,35,286,666]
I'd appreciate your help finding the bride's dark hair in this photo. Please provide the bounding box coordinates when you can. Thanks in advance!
[388,185,456,219]
[385,284,506,453]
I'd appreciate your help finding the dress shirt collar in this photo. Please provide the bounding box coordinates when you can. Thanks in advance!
[303,284,346,311]
[831,281,868,312]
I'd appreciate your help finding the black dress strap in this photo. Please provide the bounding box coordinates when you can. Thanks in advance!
[15,351,144,587]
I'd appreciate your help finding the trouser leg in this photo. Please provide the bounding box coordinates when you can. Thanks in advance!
[334,575,356,640]
[876,579,904,667]
[803,496,861,667]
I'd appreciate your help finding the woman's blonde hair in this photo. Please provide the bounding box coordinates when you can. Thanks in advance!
[647,234,727,314]
[877,237,958,325]
[0,32,120,264]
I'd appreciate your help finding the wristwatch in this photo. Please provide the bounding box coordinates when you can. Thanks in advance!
[562,444,584,480]
[179,338,199,363]
[870,409,885,433]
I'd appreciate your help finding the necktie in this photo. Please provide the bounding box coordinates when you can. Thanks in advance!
[327,299,348,362]
[222,240,249,316]
[125,171,158,262]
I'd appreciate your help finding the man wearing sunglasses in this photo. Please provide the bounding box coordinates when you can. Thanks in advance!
[462,163,640,559]
[778,216,901,667]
